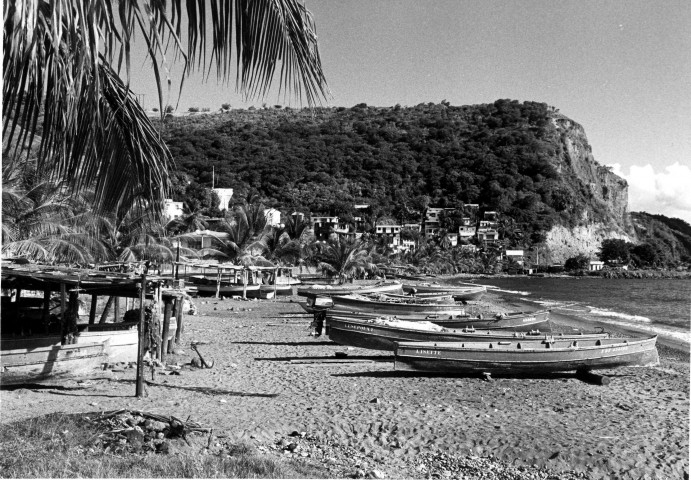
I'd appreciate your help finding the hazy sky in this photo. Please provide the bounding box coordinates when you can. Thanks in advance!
[131,1,691,222]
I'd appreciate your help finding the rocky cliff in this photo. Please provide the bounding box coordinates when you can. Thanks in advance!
[543,113,634,263]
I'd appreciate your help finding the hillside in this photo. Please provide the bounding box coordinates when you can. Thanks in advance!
[160,99,631,256]
[630,212,691,264]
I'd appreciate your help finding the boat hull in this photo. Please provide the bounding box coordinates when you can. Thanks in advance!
[402,284,486,301]
[1,341,108,385]
[394,336,659,374]
[192,283,261,297]
[297,282,403,298]
[326,309,551,331]
[329,295,466,316]
[327,316,603,352]
[260,284,294,296]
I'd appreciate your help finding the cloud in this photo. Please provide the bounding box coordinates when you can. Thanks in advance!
[609,162,691,223]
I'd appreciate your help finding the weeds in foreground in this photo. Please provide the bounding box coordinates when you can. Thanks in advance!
[0,412,325,478]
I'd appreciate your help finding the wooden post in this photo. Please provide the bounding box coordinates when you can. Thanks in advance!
[135,274,146,397]
[113,297,120,323]
[42,289,51,334]
[273,267,278,299]
[88,294,98,325]
[175,296,184,344]
[155,285,162,361]
[160,298,173,363]
[242,268,247,299]
[216,268,221,299]
[60,283,67,344]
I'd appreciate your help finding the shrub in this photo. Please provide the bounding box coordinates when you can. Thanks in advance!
[564,253,590,271]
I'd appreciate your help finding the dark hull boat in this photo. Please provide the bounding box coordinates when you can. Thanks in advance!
[402,283,486,301]
[325,309,552,331]
[297,282,403,298]
[328,294,467,316]
[327,316,608,352]
[394,335,659,374]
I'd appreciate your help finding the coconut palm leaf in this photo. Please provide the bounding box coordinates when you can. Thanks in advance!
[3,0,329,215]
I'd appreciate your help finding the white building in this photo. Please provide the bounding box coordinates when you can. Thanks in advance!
[164,199,184,220]
[213,188,234,211]
[264,208,282,227]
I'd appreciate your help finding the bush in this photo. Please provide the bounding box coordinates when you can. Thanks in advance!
[564,253,590,271]
[164,105,174,113]
[188,107,200,113]
[221,103,231,110]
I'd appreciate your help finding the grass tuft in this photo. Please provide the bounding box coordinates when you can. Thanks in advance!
[0,412,326,478]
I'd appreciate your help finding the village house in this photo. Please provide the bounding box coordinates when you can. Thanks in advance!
[164,199,184,220]
[213,188,234,211]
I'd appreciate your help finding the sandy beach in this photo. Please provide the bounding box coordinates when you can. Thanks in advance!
[1,291,688,479]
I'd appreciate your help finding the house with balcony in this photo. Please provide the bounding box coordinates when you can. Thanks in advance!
[375,223,402,248]
[477,211,501,245]
[310,215,345,240]
[164,199,184,220]
[213,188,234,211]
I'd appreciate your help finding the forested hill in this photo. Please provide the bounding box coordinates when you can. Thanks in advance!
[631,212,691,264]
[162,99,628,248]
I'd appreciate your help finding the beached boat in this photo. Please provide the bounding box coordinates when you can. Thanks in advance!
[1,340,109,385]
[189,275,262,297]
[375,292,455,303]
[402,283,486,301]
[325,309,552,331]
[327,316,609,352]
[297,281,403,298]
[393,335,659,374]
[0,321,150,364]
[327,294,465,316]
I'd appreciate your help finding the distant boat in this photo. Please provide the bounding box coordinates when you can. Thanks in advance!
[297,281,403,298]
[394,335,659,374]
[189,275,261,297]
[327,316,607,352]
[325,309,552,331]
[403,283,486,301]
[1,340,109,385]
[376,292,455,303]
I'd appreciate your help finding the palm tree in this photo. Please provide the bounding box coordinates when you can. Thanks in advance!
[3,0,329,216]
[314,237,377,283]
[206,203,272,265]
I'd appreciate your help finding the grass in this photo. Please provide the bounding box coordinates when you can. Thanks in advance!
[0,412,327,478]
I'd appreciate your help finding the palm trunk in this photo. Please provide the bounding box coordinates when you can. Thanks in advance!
[99,296,115,323]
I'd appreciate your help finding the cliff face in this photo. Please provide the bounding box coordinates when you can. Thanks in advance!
[544,113,633,263]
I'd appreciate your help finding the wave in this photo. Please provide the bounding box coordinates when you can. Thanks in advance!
[481,285,531,296]
[586,307,652,324]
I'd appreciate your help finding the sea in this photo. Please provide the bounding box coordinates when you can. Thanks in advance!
[449,276,691,346]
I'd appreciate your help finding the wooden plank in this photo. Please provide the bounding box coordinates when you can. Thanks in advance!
[289,359,377,364]
[160,298,173,363]
[136,274,146,398]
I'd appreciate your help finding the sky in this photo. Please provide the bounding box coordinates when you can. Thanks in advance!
[131,0,691,223]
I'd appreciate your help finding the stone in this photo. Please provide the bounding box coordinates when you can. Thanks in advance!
[369,469,385,479]
[144,419,168,432]
[370,398,380,404]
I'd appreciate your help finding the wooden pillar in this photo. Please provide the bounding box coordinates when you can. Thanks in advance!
[99,296,114,323]
[154,285,162,360]
[42,289,51,334]
[88,294,98,325]
[136,274,146,397]
[113,297,120,323]
[215,269,221,299]
[59,283,67,344]
[242,268,247,299]
[160,298,173,363]
[15,289,22,302]
[273,267,278,299]
[175,296,184,344]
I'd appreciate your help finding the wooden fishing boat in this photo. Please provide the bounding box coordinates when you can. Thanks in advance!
[375,292,455,303]
[327,316,609,352]
[329,294,467,316]
[0,322,147,364]
[325,309,552,331]
[1,340,109,385]
[403,283,486,301]
[394,335,659,374]
[297,281,403,298]
[189,275,262,297]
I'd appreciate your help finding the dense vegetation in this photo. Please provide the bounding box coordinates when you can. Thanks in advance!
[630,212,691,264]
[161,99,608,250]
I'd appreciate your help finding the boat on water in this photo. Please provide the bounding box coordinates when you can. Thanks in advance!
[327,316,608,352]
[402,283,486,301]
[324,309,552,331]
[328,294,467,316]
[1,340,109,385]
[394,335,659,374]
[297,281,403,298]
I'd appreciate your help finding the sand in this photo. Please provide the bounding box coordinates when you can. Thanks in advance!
[1,291,688,479]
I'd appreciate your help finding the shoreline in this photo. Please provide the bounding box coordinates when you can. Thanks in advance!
[479,289,690,354]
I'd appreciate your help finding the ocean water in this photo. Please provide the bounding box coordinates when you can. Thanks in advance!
[450,276,691,345]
